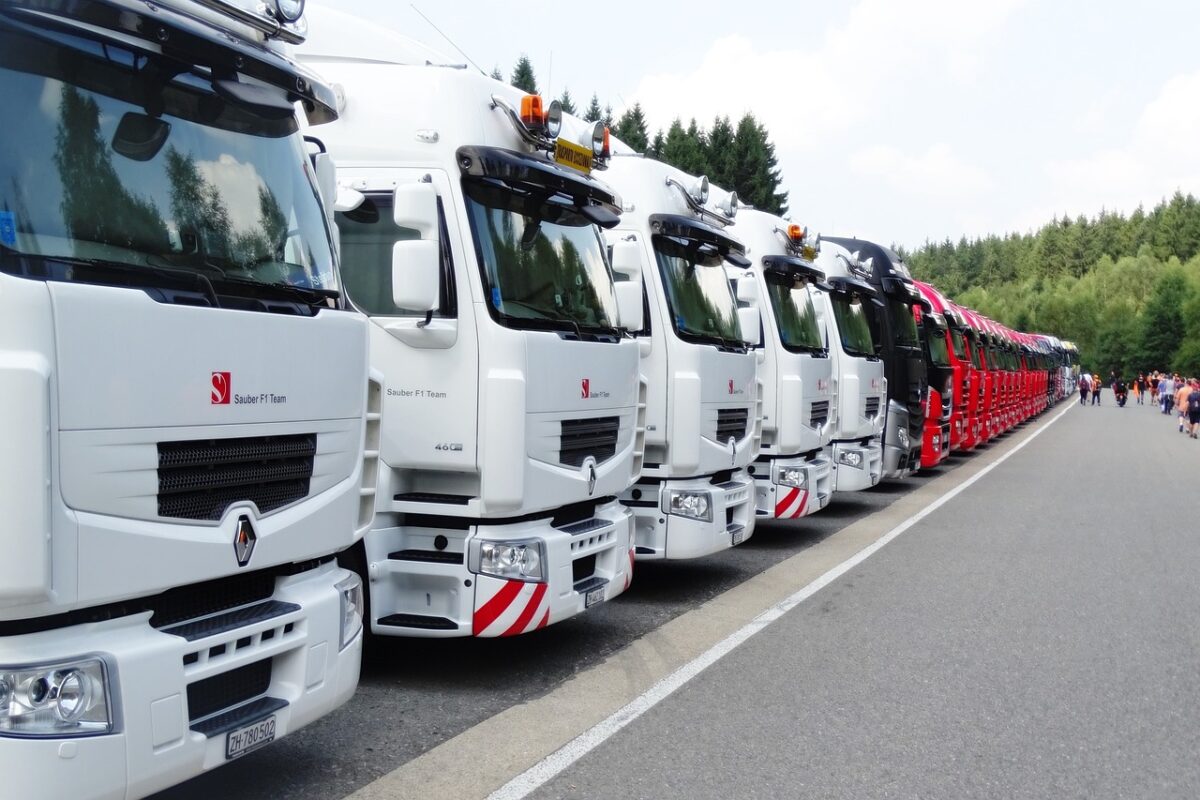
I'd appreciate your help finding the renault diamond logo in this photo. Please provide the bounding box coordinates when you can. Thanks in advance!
[234,516,257,567]
[587,463,597,496]
[727,437,736,465]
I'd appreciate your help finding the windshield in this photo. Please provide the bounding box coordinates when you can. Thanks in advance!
[831,293,877,358]
[764,273,823,352]
[0,33,336,295]
[889,298,921,348]
[464,180,616,333]
[926,325,952,367]
[653,235,742,346]
[972,339,987,369]
[952,331,969,361]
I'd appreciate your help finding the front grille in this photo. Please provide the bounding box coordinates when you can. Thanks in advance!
[716,408,749,442]
[865,397,881,418]
[809,400,830,428]
[941,395,953,420]
[158,434,316,521]
[560,417,620,467]
[150,570,276,630]
[187,658,271,723]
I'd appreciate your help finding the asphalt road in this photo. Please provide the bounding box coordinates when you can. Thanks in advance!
[155,438,975,799]
[528,398,1200,799]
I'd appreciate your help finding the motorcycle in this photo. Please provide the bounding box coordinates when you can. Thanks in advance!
[1114,382,1128,407]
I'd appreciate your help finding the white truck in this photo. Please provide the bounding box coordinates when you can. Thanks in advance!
[813,241,887,491]
[297,15,640,637]
[0,1,370,798]
[726,210,835,520]
[602,151,760,560]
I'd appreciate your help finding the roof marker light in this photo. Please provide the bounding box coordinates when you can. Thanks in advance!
[691,175,710,204]
[520,95,546,129]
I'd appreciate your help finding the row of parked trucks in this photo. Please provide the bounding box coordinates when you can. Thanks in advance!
[0,1,1081,797]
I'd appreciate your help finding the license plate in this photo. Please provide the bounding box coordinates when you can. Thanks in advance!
[731,527,746,545]
[225,715,276,761]
[585,585,605,608]
[554,138,593,174]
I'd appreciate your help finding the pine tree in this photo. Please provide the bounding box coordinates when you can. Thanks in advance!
[660,118,707,176]
[489,65,504,81]
[582,93,602,123]
[1134,269,1188,371]
[648,129,666,160]
[614,103,650,153]
[704,115,736,189]
[728,113,787,215]
[602,104,615,130]
[510,55,538,94]
[557,88,576,115]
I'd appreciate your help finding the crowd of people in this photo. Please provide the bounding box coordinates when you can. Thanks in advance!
[1079,370,1200,438]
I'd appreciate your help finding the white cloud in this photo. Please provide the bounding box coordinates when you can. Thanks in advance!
[849,143,993,199]
[195,154,269,234]
[1037,69,1200,224]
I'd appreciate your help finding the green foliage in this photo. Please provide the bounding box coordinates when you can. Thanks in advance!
[582,93,602,123]
[908,194,1200,376]
[489,65,503,81]
[660,118,706,176]
[614,103,649,152]
[510,55,537,94]
[557,88,576,115]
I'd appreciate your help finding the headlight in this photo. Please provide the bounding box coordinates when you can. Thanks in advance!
[590,122,606,156]
[777,467,807,489]
[838,450,864,469]
[544,100,563,139]
[336,573,364,651]
[0,659,112,738]
[898,427,911,448]
[273,0,305,23]
[665,489,712,522]
[470,539,546,582]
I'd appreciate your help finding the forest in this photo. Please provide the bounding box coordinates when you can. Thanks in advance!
[500,57,1200,378]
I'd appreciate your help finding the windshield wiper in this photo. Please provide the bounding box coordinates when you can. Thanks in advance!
[207,274,339,307]
[1,250,223,306]
[496,310,584,339]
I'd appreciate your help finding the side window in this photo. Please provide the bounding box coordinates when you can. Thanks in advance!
[336,193,457,318]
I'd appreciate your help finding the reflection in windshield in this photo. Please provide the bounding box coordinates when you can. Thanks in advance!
[765,273,823,352]
[653,235,741,345]
[889,299,920,347]
[926,325,952,367]
[831,294,876,358]
[0,41,335,291]
[464,182,616,331]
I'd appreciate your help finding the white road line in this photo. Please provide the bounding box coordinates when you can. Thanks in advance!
[487,403,1074,800]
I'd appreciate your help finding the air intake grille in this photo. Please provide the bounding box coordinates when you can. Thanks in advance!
[157,434,316,520]
[716,408,749,442]
[941,394,953,420]
[865,397,881,418]
[187,658,271,723]
[560,417,619,467]
[809,400,830,428]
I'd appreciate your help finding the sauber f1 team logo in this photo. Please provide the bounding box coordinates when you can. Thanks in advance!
[212,372,231,404]
[581,378,590,399]
[728,379,735,395]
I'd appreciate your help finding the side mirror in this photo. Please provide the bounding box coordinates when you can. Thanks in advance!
[392,240,440,313]
[311,151,338,218]
[738,306,762,347]
[735,274,758,305]
[614,279,644,332]
[610,239,643,280]
[394,181,439,239]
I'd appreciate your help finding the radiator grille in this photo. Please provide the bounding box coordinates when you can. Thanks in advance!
[716,408,749,442]
[187,658,271,723]
[157,434,316,520]
[865,397,881,418]
[941,394,953,420]
[149,570,276,630]
[560,417,619,467]
[809,400,830,428]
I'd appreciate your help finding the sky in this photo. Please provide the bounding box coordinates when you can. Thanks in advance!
[313,0,1200,249]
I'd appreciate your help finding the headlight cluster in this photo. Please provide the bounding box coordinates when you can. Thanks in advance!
[777,467,808,489]
[470,539,546,582]
[0,659,112,737]
[666,490,712,522]
[838,450,864,469]
[336,573,364,651]
[898,427,911,449]
[272,0,305,23]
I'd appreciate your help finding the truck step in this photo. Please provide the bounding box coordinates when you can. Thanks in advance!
[394,492,471,505]
[160,599,300,642]
[387,549,464,565]
[376,613,459,631]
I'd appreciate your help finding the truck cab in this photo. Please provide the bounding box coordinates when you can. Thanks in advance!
[0,1,369,797]
[813,241,887,492]
[822,237,926,479]
[727,210,835,520]
[912,292,952,470]
[602,153,760,560]
[297,17,641,636]
[917,281,969,455]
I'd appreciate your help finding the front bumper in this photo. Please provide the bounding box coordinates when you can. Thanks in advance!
[920,420,951,469]
[365,499,633,639]
[751,451,833,520]
[831,439,883,492]
[622,470,755,560]
[0,561,361,800]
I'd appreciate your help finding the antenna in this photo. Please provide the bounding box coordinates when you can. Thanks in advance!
[410,4,485,74]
